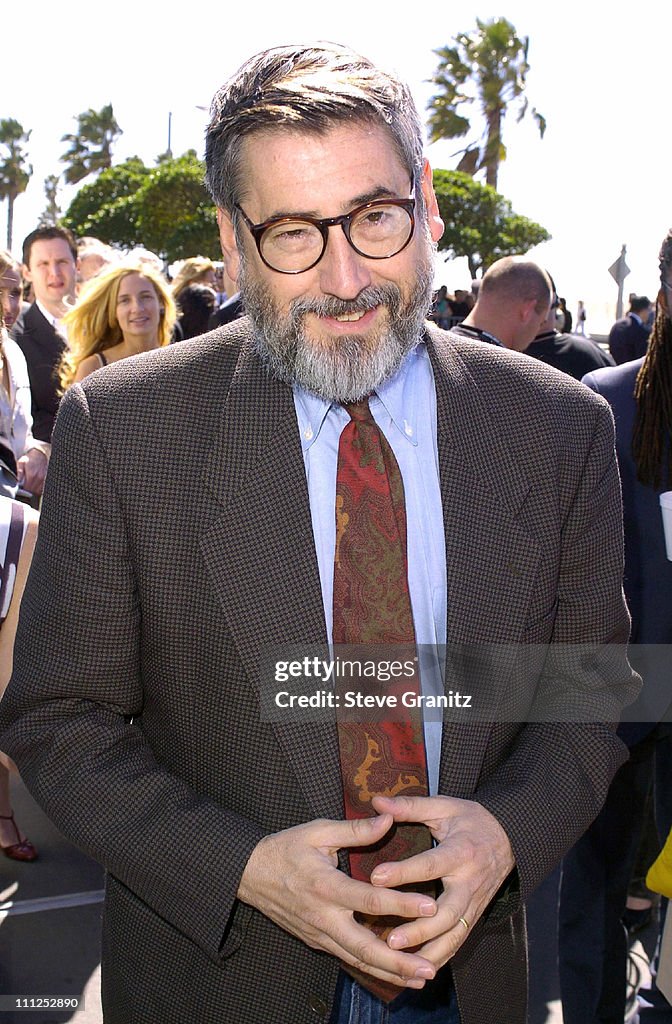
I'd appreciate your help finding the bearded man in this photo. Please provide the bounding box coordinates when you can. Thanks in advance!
[0,43,638,1024]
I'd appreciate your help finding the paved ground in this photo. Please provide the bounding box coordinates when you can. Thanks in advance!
[0,776,103,1024]
[0,775,661,1023]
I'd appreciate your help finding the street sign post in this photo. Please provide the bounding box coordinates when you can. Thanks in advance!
[608,245,630,320]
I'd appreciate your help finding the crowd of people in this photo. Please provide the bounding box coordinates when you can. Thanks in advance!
[0,233,243,861]
[428,285,476,329]
[0,39,670,1024]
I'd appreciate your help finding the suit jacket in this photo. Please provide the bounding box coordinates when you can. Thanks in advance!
[608,313,650,366]
[11,303,66,441]
[583,359,672,644]
[207,291,245,331]
[583,359,672,745]
[0,321,638,1024]
[526,329,615,381]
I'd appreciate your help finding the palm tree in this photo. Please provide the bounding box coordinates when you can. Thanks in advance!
[427,18,546,190]
[60,103,122,185]
[0,119,32,250]
[38,174,62,227]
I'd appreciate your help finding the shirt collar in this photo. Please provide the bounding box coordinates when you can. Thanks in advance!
[293,341,427,452]
[294,388,332,452]
[531,329,558,343]
[35,299,62,330]
[452,322,504,347]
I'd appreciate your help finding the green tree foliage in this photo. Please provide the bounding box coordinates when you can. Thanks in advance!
[134,151,220,261]
[38,174,62,227]
[62,152,220,262]
[60,103,122,185]
[0,119,32,249]
[428,18,546,189]
[62,157,150,245]
[432,168,550,278]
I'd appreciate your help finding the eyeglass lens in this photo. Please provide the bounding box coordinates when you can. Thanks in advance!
[260,203,413,273]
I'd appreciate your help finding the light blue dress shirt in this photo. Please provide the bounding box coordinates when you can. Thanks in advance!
[293,342,446,795]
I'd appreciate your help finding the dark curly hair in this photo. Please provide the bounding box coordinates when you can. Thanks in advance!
[632,229,672,487]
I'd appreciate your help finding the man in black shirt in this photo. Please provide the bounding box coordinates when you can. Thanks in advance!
[526,289,614,380]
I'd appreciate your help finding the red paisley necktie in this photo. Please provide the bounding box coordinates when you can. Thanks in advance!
[333,398,432,1003]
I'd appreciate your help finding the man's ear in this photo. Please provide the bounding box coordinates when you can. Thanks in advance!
[21,263,32,284]
[216,208,241,284]
[519,298,539,324]
[419,159,444,244]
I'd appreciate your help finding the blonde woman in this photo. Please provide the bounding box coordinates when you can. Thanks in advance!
[0,249,25,332]
[170,256,217,300]
[59,261,176,389]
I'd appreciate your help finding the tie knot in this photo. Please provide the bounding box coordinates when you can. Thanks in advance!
[344,398,374,424]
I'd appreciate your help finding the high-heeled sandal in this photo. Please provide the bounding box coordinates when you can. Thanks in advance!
[0,812,38,861]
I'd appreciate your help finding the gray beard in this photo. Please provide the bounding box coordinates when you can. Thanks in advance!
[239,249,435,403]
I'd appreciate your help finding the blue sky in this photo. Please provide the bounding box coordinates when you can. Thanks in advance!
[4,0,670,332]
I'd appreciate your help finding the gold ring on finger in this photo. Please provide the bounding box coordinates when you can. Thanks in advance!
[458,916,470,931]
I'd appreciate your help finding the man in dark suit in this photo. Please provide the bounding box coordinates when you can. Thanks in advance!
[526,283,615,380]
[208,262,245,330]
[608,295,653,365]
[559,255,672,1023]
[0,43,639,1024]
[206,288,244,329]
[11,226,77,441]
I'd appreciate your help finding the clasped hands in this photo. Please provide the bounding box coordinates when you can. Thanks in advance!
[238,795,515,991]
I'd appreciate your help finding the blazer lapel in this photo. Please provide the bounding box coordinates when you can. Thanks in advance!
[429,332,540,644]
[200,331,543,812]
[427,329,542,794]
[200,342,342,820]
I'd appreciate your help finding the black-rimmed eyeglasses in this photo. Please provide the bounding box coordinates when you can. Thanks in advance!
[235,194,416,275]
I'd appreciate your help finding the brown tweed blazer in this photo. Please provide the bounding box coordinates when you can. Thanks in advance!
[0,321,638,1024]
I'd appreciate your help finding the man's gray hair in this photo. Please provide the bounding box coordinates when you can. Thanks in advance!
[204,42,425,216]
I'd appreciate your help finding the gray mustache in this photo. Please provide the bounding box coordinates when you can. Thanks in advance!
[289,286,401,320]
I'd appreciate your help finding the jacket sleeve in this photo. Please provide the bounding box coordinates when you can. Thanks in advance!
[474,396,638,910]
[0,383,265,962]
